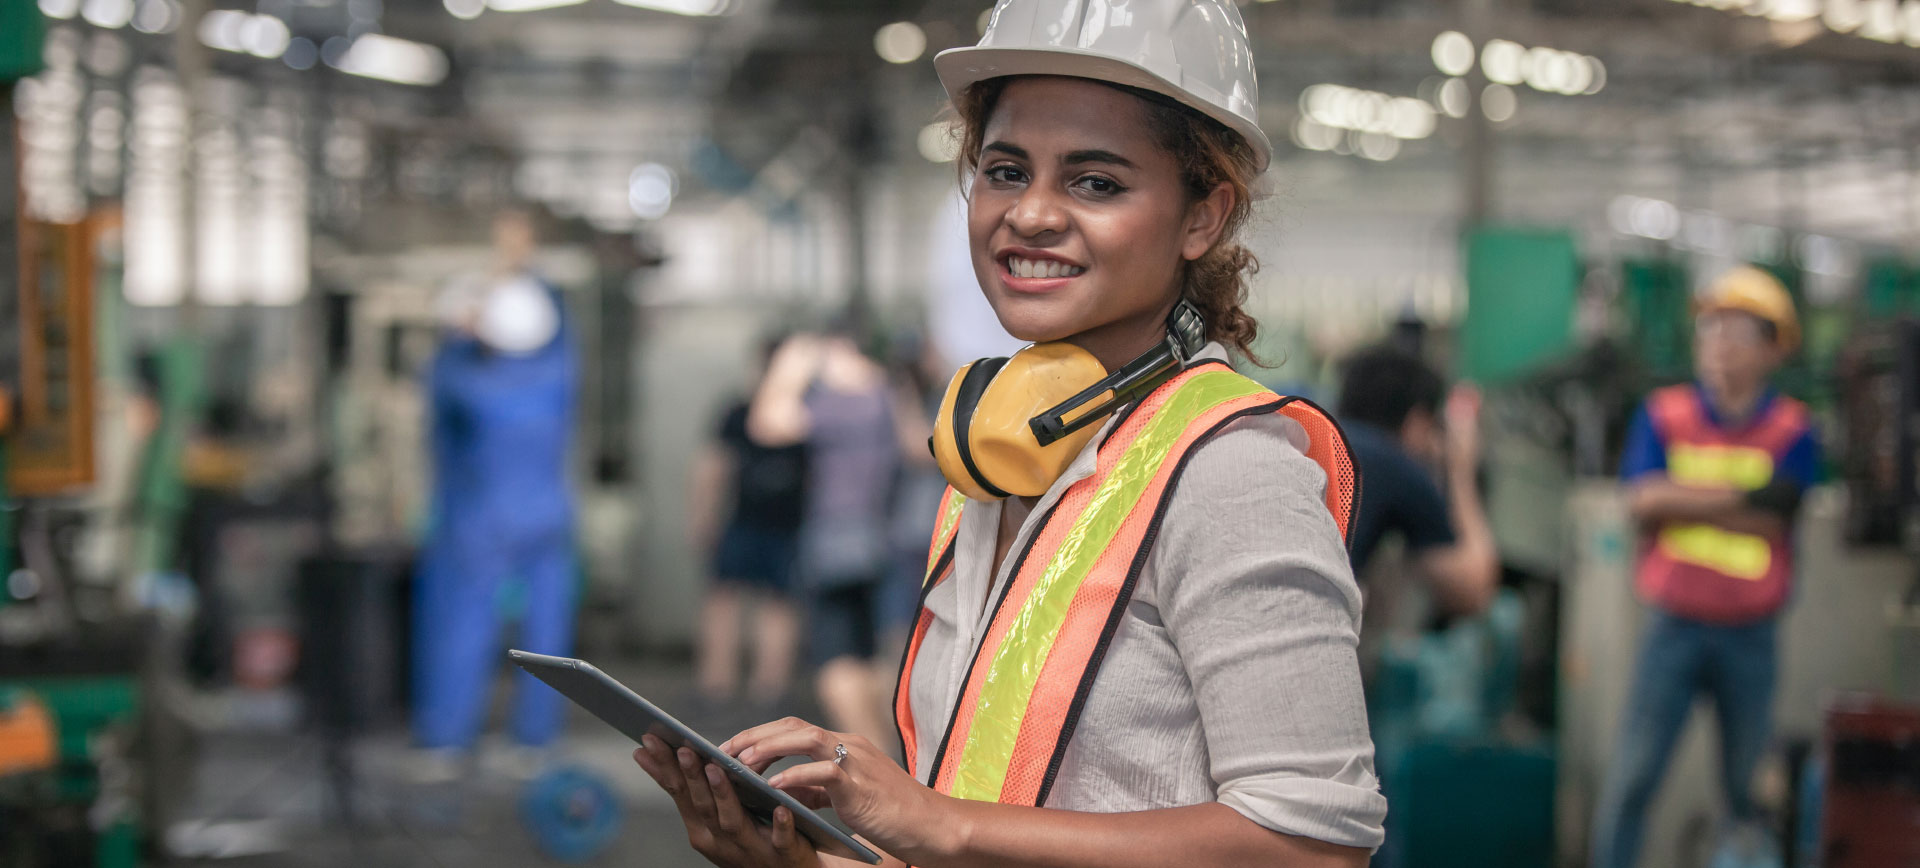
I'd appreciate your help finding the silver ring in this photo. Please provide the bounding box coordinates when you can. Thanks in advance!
[833,743,848,766]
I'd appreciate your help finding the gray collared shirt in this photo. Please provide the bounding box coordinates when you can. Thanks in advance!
[907,354,1388,850]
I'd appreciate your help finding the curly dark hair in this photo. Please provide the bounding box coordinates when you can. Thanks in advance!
[950,76,1263,360]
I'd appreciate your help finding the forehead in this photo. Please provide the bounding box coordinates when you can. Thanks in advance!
[983,76,1162,157]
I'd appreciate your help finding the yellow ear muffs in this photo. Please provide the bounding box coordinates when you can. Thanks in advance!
[932,342,1110,501]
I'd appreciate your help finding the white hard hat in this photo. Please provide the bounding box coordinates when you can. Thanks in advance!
[934,0,1271,172]
[475,275,560,355]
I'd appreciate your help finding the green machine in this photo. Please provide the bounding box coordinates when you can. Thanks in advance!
[1,7,145,867]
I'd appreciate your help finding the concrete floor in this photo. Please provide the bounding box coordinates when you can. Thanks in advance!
[168,657,830,868]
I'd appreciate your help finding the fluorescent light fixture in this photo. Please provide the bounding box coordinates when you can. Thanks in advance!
[81,0,134,27]
[875,21,927,64]
[198,9,249,52]
[39,0,81,21]
[1430,31,1474,76]
[608,0,731,16]
[487,0,587,10]
[331,34,449,86]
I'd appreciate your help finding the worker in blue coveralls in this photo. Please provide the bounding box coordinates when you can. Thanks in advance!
[412,210,579,777]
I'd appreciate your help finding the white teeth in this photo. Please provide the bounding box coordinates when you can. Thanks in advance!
[1007,256,1084,279]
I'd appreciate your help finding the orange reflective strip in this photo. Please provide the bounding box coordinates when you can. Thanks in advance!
[996,390,1277,805]
[894,606,938,774]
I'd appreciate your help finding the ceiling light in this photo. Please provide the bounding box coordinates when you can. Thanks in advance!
[1481,39,1527,86]
[198,9,248,52]
[445,0,484,19]
[1290,117,1339,152]
[1862,0,1901,39]
[1764,0,1820,20]
[1582,57,1607,94]
[875,21,926,64]
[82,0,134,28]
[1356,132,1400,162]
[331,34,449,86]
[607,0,730,15]
[1387,97,1436,139]
[1437,77,1470,118]
[1481,83,1517,122]
[1904,0,1920,45]
[1431,31,1474,76]
[39,0,81,19]
[1825,0,1866,31]
[242,15,291,58]
[487,0,587,11]
[628,163,675,220]
[130,0,180,33]
[283,37,317,69]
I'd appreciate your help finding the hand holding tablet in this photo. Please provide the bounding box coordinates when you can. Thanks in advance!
[509,650,884,864]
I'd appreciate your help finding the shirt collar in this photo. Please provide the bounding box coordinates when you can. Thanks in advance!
[1692,380,1777,432]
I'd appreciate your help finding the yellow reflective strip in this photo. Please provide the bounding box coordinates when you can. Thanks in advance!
[1659,524,1771,580]
[948,371,1266,802]
[924,492,969,586]
[1667,444,1775,490]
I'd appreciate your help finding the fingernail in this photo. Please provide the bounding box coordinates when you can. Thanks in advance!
[678,749,694,767]
[738,747,755,763]
[718,739,733,753]
[767,774,784,788]
[705,765,723,786]
[640,735,654,750]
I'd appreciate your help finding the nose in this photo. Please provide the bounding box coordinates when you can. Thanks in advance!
[1005,183,1068,239]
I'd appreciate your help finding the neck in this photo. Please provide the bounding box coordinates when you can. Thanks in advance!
[1066,299,1178,373]
[1705,378,1766,424]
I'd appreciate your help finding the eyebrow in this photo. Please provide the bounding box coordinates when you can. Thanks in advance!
[981,141,1136,170]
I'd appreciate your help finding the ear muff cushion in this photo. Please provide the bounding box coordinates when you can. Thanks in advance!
[951,356,1012,500]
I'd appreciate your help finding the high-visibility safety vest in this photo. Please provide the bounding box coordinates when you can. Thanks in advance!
[892,361,1358,811]
[1637,384,1810,623]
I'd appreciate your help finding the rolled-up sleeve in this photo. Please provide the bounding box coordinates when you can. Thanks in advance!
[1154,414,1388,850]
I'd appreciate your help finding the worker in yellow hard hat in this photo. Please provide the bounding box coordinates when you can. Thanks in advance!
[1593,265,1822,868]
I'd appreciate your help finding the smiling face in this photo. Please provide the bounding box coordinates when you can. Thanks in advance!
[966,77,1231,370]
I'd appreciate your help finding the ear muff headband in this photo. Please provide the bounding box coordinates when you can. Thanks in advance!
[950,356,1013,500]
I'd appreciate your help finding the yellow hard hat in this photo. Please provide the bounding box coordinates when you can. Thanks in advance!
[1697,266,1799,350]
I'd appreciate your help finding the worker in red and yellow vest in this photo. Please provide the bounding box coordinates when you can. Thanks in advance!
[1591,266,1823,868]
[632,2,1386,866]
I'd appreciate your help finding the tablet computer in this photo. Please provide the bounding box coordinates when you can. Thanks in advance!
[509,650,883,864]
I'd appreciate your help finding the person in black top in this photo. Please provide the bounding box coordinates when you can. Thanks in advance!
[687,338,809,708]
[1336,345,1498,616]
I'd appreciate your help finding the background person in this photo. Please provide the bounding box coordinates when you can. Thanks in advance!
[687,336,808,713]
[1590,266,1822,868]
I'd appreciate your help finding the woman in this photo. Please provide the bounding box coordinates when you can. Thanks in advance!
[635,2,1386,865]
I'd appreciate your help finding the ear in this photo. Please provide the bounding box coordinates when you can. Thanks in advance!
[1180,183,1235,262]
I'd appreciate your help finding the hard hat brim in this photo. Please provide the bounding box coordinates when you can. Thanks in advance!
[934,45,1273,173]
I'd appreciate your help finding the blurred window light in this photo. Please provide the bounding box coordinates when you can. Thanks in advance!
[917,122,959,163]
[331,34,449,86]
[1480,83,1517,122]
[607,0,731,15]
[1862,0,1901,39]
[40,0,81,20]
[875,21,926,64]
[1431,31,1474,76]
[1437,76,1470,118]
[488,0,588,11]
[445,0,484,19]
[628,162,675,220]
[130,0,180,33]
[82,0,134,28]
[1480,39,1527,86]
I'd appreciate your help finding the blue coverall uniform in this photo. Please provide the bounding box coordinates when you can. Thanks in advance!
[412,298,579,750]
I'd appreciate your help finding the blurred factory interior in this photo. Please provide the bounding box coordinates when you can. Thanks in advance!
[2,0,1919,865]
